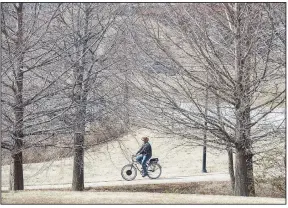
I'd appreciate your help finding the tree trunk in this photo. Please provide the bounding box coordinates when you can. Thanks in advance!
[234,141,255,196]
[72,132,84,191]
[72,4,89,191]
[202,78,208,173]
[124,70,130,132]
[233,3,255,196]
[284,142,286,169]
[234,106,255,196]
[242,3,255,197]
[234,110,255,197]
[234,147,248,196]
[10,139,24,191]
[9,3,25,191]
[246,153,255,196]
[71,61,86,191]
[72,75,86,191]
[227,146,235,192]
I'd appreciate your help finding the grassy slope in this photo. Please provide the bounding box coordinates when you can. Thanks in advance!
[1,128,229,188]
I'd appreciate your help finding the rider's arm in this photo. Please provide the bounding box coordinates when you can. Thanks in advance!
[139,143,149,155]
[136,145,143,155]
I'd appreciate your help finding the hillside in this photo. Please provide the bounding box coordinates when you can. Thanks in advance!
[1,128,229,189]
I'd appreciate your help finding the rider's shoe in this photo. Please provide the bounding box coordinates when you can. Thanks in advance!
[142,172,148,177]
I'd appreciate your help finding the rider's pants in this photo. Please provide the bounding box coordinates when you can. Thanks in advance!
[136,154,151,175]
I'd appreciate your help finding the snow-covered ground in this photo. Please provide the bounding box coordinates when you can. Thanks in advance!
[1,128,230,189]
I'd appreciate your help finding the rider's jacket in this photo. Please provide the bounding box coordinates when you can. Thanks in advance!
[136,142,152,156]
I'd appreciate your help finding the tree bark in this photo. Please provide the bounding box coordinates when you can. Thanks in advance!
[234,3,255,196]
[72,132,84,191]
[9,3,25,191]
[234,108,255,196]
[244,4,256,197]
[202,77,208,173]
[234,147,249,196]
[124,70,130,132]
[246,151,255,196]
[10,139,24,191]
[227,146,235,192]
[72,4,89,191]
[71,61,86,191]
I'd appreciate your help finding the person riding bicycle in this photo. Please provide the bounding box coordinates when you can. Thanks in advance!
[135,137,152,177]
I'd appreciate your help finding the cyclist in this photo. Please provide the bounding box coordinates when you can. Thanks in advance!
[135,137,152,177]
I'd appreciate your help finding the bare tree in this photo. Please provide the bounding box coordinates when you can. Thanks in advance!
[128,3,285,196]
[53,3,123,191]
[1,3,71,190]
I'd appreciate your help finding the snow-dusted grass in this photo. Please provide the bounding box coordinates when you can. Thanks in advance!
[1,128,230,188]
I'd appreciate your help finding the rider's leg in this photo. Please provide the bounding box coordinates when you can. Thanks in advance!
[136,154,143,164]
[141,155,151,176]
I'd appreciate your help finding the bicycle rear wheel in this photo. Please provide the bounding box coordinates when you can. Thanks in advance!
[121,164,137,181]
[147,163,162,179]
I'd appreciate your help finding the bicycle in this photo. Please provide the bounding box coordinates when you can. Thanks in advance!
[121,155,162,181]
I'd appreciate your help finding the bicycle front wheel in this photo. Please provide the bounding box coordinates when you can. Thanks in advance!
[121,164,137,181]
[147,163,162,179]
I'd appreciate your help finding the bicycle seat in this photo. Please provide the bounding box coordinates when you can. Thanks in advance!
[149,158,159,163]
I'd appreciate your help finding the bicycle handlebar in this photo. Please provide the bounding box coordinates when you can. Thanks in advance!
[132,154,138,162]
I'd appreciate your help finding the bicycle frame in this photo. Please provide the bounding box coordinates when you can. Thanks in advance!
[131,155,150,173]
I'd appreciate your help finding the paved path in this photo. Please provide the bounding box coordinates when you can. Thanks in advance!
[2,191,285,204]
[2,172,230,190]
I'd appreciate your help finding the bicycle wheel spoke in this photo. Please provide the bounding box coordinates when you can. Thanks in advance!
[147,163,161,179]
[121,164,137,181]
